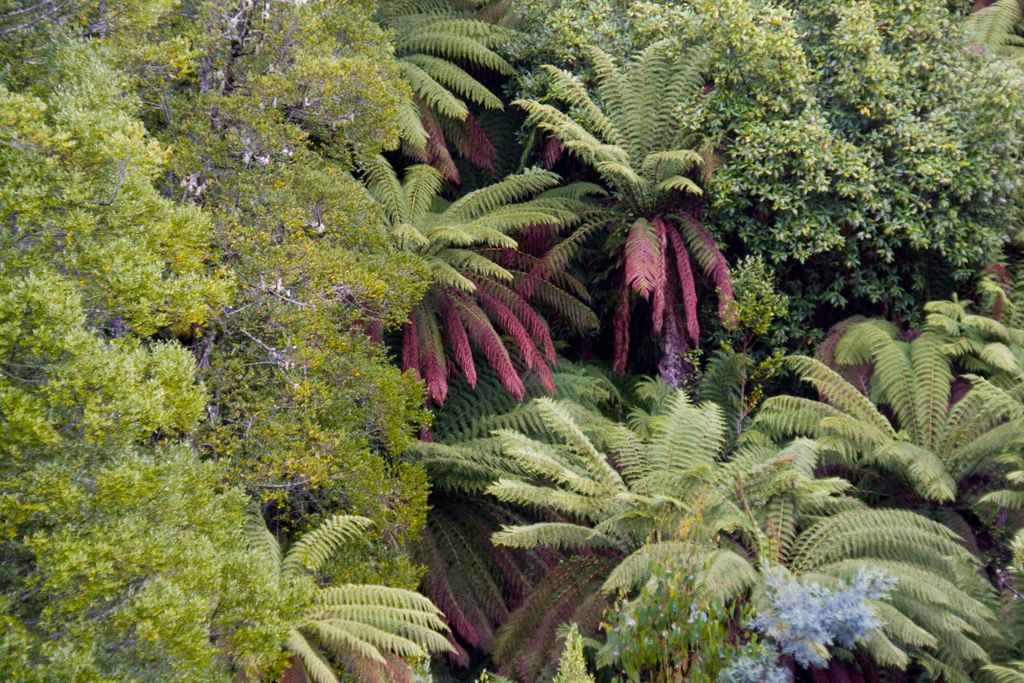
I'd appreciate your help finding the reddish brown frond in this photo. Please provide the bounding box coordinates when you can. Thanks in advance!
[613,279,632,377]
[666,224,701,344]
[416,305,449,403]
[402,315,422,380]
[624,217,661,299]
[540,135,564,169]
[440,293,478,388]
[493,556,615,682]
[475,282,555,393]
[650,216,670,336]
[457,112,498,170]
[514,224,558,259]
[456,298,526,400]
[479,277,557,362]
[679,213,736,329]
[418,520,489,652]
[421,102,461,183]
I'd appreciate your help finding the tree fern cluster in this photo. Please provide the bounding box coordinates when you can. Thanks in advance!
[420,357,1014,680]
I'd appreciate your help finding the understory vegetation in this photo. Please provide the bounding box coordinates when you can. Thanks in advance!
[4,1,1024,682]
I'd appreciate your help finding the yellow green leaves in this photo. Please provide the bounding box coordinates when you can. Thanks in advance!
[0,48,232,339]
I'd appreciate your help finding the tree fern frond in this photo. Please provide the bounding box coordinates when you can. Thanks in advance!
[490,521,621,551]
[860,628,912,670]
[362,155,407,223]
[246,513,282,570]
[403,53,504,110]
[980,663,1024,683]
[493,556,615,681]
[396,30,513,75]
[286,630,341,683]
[965,0,1024,54]
[783,356,895,437]
[541,64,623,146]
[396,98,429,154]
[624,217,661,299]
[282,515,374,577]
[304,621,389,666]
[835,321,920,437]
[655,174,703,196]
[400,59,470,121]
[402,163,445,222]
[446,168,562,220]
[642,149,703,179]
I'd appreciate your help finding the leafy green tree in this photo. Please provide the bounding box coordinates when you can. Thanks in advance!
[246,514,452,683]
[80,1,437,549]
[515,41,735,383]
[0,452,294,683]
[364,155,595,402]
[0,39,290,681]
[674,0,1024,341]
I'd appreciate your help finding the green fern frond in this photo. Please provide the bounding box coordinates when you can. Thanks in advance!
[282,515,374,577]
[541,64,623,146]
[783,355,895,437]
[396,30,512,74]
[403,54,504,110]
[981,663,1024,683]
[446,167,562,220]
[491,521,622,552]
[286,630,341,683]
[401,59,471,120]
[246,513,282,570]
[655,175,703,195]
[363,155,408,224]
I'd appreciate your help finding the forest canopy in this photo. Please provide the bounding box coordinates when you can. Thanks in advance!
[3,1,1024,682]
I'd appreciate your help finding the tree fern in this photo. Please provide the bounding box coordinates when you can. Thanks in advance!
[248,514,452,683]
[755,316,1024,677]
[515,41,734,384]
[364,156,598,402]
[757,319,1024,505]
[925,295,1024,384]
[422,382,987,678]
[380,0,514,181]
